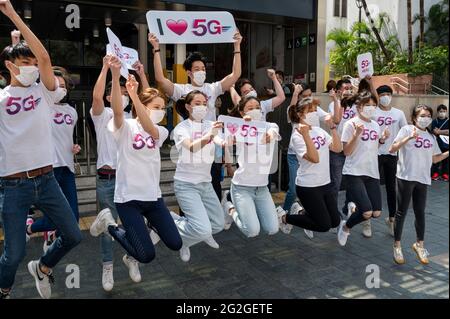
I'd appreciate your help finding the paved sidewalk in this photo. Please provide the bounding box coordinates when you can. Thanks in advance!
[2,182,448,299]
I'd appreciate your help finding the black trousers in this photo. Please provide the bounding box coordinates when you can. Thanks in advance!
[378,154,398,218]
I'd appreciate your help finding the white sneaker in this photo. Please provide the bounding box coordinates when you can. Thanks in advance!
[27,260,53,299]
[347,202,356,219]
[122,255,142,283]
[385,217,394,237]
[337,221,350,246]
[204,236,220,249]
[150,230,161,245]
[304,229,314,240]
[25,217,33,243]
[290,202,304,215]
[223,202,235,231]
[276,206,291,234]
[102,263,114,292]
[180,246,191,262]
[90,208,117,237]
[393,246,405,265]
[362,219,372,238]
[221,191,234,230]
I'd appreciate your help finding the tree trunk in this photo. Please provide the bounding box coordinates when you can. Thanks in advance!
[419,0,425,48]
[361,0,390,62]
[407,0,413,63]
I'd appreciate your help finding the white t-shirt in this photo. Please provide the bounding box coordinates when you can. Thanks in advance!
[373,107,407,155]
[341,117,381,179]
[232,122,280,187]
[394,125,441,185]
[287,105,329,155]
[0,82,58,176]
[51,104,78,172]
[261,99,273,121]
[329,101,357,136]
[90,107,118,169]
[172,82,223,121]
[173,119,216,184]
[291,127,332,187]
[108,119,168,203]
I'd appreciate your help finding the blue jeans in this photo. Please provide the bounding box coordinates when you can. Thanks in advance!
[230,183,279,237]
[0,171,81,289]
[173,180,225,248]
[282,154,299,211]
[110,198,182,263]
[96,176,120,263]
[30,166,79,233]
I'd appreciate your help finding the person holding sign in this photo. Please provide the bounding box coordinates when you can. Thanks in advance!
[0,0,81,299]
[220,96,281,238]
[229,69,286,122]
[90,57,182,279]
[337,91,390,247]
[171,90,229,262]
[278,97,342,235]
[389,105,449,265]
[90,55,152,292]
[373,85,407,237]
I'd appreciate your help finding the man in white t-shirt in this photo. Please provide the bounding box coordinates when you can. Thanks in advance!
[148,31,242,202]
[90,55,151,292]
[230,69,286,121]
[0,0,81,299]
[374,85,407,235]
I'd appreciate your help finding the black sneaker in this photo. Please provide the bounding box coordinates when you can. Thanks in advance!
[0,289,10,299]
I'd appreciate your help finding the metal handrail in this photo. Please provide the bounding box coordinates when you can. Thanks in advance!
[431,84,449,95]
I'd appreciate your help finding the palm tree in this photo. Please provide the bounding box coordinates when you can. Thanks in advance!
[424,0,449,46]
[360,0,390,61]
[412,0,426,48]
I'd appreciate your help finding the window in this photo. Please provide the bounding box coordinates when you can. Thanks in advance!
[341,0,348,17]
[334,0,341,17]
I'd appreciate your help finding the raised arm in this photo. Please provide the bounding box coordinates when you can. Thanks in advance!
[343,122,364,156]
[329,89,343,125]
[230,85,242,107]
[92,55,111,116]
[109,57,124,130]
[290,84,302,109]
[1,0,55,90]
[220,31,242,91]
[148,33,174,97]
[126,75,160,139]
[132,60,150,91]
[10,29,20,45]
[181,122,223,153]
[267,69,286,109]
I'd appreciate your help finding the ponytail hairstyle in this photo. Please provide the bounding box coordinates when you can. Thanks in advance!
[228,96,260,118]
[411,104,433,134]
[288,97,320,124]
[175,90,207,120]
[132,88,166,119]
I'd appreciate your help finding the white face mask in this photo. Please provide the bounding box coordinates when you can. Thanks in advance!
[439,112,447,119]
[149,109,165,124]
[191,105,207,121]
[54,88,67,103]
[361,105,376,119]
[417,117,432,129]
[15,65,39,86]
[304,111,320,127]
[192,71,206,86]
[122,95,130,110]
[379,95,392,107]
[246,109,263,121]
[245,90,258,98]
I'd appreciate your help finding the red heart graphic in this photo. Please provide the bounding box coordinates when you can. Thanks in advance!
[166,19,188,36]
[227,123,239,135]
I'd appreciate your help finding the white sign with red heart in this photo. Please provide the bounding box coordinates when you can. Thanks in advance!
[218,115,268,144]
[146,10,237,44]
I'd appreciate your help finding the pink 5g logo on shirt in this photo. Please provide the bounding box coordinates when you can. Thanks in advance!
[361,129,379,141]
[414,137,433,149]
[312,136,326,150]
[6,96,41,115]
[343,109,356,120]
[133,133,156,150]
[53,113,74,125]
[377,117,394,126]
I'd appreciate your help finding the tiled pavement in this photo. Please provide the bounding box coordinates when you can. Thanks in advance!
[1,182,448,299]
